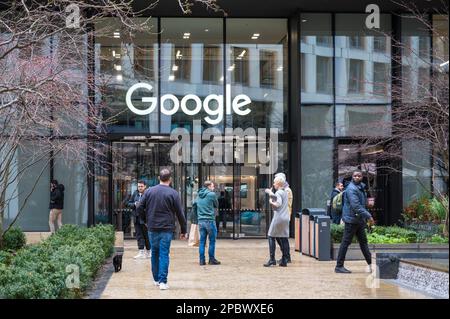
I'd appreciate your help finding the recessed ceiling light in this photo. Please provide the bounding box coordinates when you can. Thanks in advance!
[114,64,122,71]
[204,29,209,32]
[113,31,120,38]
[183,32,191,39]
[251,33,260,40]
[116,74,123,81]
[115,53,121,59]
[302,19,308,23]
[343,148,350,151]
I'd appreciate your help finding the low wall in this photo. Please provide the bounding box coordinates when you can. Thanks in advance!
[331,243,449,260]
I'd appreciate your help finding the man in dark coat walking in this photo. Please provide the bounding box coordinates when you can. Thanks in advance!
[335,170,374,274]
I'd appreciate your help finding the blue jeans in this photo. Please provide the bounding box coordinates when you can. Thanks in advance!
[148,231,172,284]
[199,220,217,262]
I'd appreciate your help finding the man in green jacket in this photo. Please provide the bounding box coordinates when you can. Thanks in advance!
[196,180,221,266]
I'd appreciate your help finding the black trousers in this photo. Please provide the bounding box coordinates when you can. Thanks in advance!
[336,222,372,267]
[134,218,150,250]
[276,237,290,260]
[268,236,289,261]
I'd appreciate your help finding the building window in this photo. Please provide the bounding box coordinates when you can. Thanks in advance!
[301,105,334,136]
[173,46,191,82]
[203,46,221,83]
[232,46,249,86]
[373,62,389,96]
[301,53,306,92]
[316,56,333,94]
[335,104,392,137]
[300,13,333,104]
[317,36,332,47]
[419,36,430,58]
[134,46,155,79]
[349,36,364,49]
[373,37,387,52]
[260,50,277,88]
[348,59,364,94]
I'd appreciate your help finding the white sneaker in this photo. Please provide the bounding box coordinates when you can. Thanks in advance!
[134,250,146,259]
[153,281,160,286]
[366,265,373,273]
[145,250,151,258]
[159,283,169,290]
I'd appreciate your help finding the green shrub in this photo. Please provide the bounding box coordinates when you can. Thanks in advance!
[430,234,449,244]
[0,224,115,299]
[0,250,13,265]
[429,197,448,222]
[367,233,409,244]
[370,226,417,243]
[2,227,26,251]
[330,224,357,243]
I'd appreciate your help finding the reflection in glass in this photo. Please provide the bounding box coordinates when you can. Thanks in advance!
[95,18,159,133]
[226,19,287,132]
[301,139,333,209]
[335,14,391,103]
[401,17,431,101]
[161,18,224,133]
[335,104,391,137]
[301,105,334,136]
[300,14,333,104]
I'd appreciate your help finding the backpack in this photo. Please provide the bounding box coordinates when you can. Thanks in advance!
[332,191,344,213]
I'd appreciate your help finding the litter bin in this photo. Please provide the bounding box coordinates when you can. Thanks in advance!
[301,208,327,257]
[314,215,331,261]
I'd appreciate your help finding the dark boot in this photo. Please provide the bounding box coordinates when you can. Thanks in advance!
[264,237,276,267]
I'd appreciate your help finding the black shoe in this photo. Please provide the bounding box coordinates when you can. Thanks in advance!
[264,259,276,267]
[199,260,206,266]
[335,266,352,273]
[208,258,221,265]
[278,258,291,264]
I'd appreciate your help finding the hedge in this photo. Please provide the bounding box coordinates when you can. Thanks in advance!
[1,226,27,251]
[331,224,448,244]
[0,224,115,299]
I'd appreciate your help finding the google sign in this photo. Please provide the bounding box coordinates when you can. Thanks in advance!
[125,83,252,125]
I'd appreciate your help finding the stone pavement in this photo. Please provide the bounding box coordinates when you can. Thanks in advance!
[99,239,430,299]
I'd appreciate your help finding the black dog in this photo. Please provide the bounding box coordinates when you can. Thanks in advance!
[113,254,123,272]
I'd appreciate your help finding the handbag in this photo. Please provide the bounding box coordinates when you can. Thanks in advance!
[188,223,200,247]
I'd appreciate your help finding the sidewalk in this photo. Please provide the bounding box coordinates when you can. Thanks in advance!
[99,239,430,299]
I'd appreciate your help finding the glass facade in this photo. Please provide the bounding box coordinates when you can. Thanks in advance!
[2,10,445,235]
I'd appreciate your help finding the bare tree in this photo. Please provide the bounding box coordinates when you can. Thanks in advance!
[340,1,448,234]
[0,0,222,248]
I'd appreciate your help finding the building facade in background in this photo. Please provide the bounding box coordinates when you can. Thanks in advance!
[2,2,448,239]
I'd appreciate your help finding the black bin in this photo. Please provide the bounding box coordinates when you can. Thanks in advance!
[301,208,326,257]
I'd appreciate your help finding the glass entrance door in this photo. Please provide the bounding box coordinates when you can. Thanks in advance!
[112,141,185,238]
[201,140,272,239]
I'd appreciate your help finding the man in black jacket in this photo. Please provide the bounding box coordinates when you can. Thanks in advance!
[137,169,187,290]
[335,170,374,274]
[49,179,65,234]
[127,180,151,259]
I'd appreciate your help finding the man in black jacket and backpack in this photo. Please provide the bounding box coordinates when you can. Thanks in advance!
[49,179,65,234]
[335,170,374,274]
